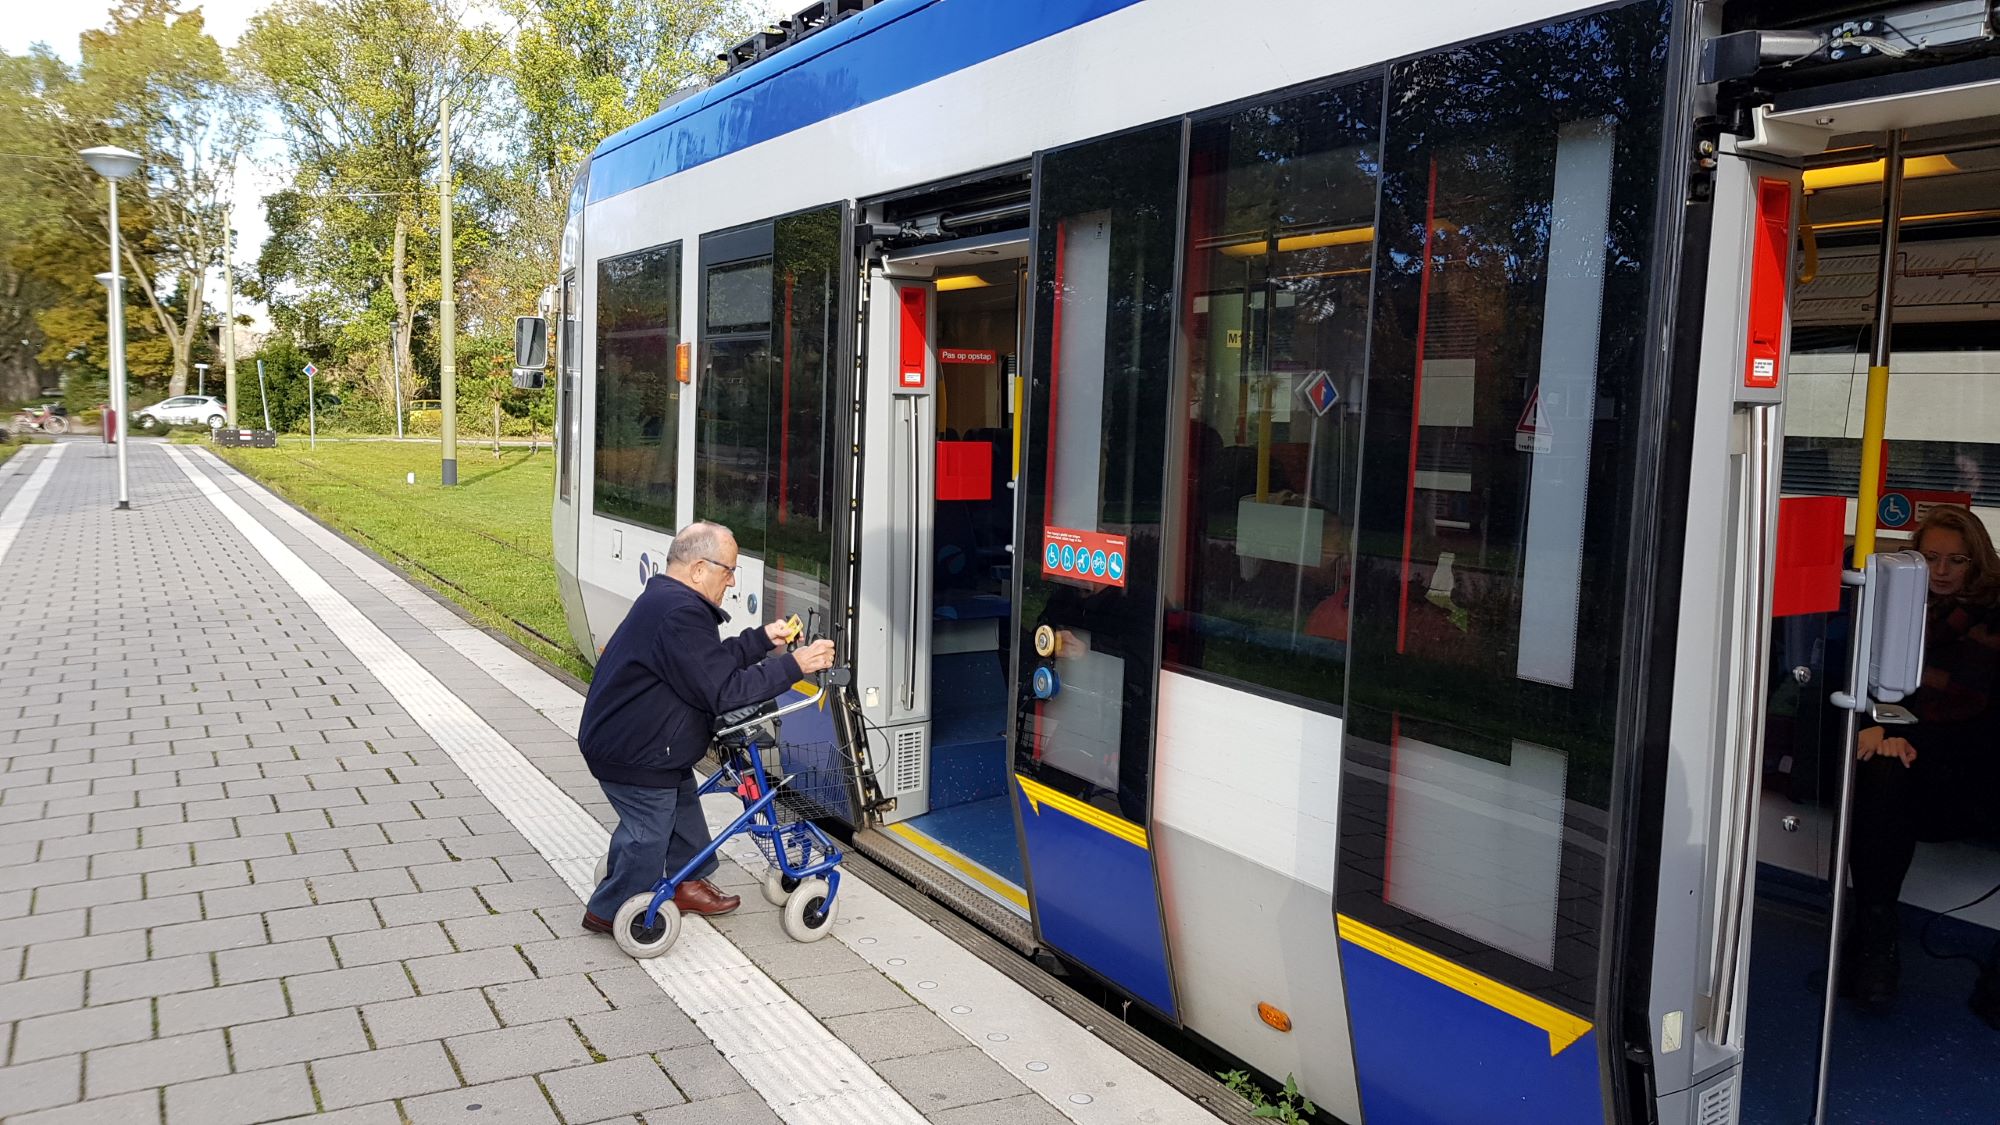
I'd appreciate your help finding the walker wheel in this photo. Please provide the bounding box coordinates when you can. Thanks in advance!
[780,877,836,943]
[612,893,681,958]
[761,866,801,906]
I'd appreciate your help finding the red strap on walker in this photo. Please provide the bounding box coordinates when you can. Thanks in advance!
[735,777,762,800]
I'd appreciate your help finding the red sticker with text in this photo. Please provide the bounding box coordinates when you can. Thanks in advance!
[1041,526,1128,588]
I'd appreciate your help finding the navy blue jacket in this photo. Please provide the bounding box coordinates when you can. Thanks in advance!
[578,575,803,787]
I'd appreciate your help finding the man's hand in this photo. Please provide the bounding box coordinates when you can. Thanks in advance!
[794,639,836,675]
[764,616,802,646]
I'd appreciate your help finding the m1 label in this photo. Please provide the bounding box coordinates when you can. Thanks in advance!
[1041,526,1127,588]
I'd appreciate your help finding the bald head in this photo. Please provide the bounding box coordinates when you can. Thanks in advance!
[665,521,739,605]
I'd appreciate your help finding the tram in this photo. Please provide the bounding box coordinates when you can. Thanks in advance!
[514,1,2000,1120]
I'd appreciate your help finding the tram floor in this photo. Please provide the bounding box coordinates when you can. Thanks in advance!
[903,793,1024,888]
[1743,892,2000,1123]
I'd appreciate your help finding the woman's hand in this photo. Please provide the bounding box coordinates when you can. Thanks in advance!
[1857,726,1917,767]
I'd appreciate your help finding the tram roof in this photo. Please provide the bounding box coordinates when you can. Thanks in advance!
[586,0,1142,206]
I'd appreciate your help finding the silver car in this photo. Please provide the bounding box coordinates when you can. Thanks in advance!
[135,395,228,430]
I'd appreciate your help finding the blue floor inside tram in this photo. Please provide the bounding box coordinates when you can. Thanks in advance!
[902,794,1022,887]
[1744,877,2000,1123]
[896,647,1024,894]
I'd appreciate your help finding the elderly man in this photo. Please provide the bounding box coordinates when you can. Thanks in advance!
[578,520,835,933]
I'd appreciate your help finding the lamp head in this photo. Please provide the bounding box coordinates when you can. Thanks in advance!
[94,271,116,289]
[80,145,143,180]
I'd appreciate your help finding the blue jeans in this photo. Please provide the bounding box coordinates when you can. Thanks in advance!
[587,774,719,920]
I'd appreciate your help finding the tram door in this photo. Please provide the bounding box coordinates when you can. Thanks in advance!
[1704,114,2000,1124]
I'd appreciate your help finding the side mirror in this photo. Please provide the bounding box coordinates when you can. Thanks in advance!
[512,369,545,389]
[513,316,548,370]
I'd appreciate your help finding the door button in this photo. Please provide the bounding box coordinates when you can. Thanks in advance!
[1031,665,1060,700]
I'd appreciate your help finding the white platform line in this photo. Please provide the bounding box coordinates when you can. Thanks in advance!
[164,446,927,1125]
[0,443,67,569]
[184,446,1218,1125]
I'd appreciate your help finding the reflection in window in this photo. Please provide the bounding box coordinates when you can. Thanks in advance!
[1165,79,1382,708]
[1338,0,1670,1014]
[557,272,575,503]
[1016,122,1182,820]
[594,243,681,532]
[693,209,843,622]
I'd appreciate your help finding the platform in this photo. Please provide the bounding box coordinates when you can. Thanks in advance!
[0,439,1220,1125]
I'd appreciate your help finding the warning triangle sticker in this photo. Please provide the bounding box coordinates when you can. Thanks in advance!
[1515,387,1552,453]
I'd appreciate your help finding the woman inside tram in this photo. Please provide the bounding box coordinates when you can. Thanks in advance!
[1846,504,2000,1025]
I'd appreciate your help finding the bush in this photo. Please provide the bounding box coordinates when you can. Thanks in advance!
[407,408,440,436]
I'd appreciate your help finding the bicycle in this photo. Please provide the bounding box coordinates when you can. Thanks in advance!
[9,403,68,436]
[601,668,853,959]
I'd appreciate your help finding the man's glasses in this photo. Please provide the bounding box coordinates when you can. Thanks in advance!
[1923,551,1973,568]
[701,558,739,576]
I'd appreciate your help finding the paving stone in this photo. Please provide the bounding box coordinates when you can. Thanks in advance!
[8,1088,163,1125]
[144,862,251,900]
[446,1020,592,1085]
[89,952,213,1005]
[200,878,313,917]
[246,850,352,884]
[347,840,452,870]
[0,971,84,1020]
[229,1008,369,1071]
[823,1006,969,1063]
[269,1102,402,1125]
[307,868,420,904]
[265,899,381,943]
[149,914,265,959]
[409,858,505,892]
[569,1004,705,1060]
[928,1095,1074,1125]
[484,973,609,1026]
[89,891,201,935]
[285,961,414,1012]
[39,829,139,861]
[288,824,391,853]
[374,888,487,926]
[13,997,154,1060]
[585,966,674,1010]
[164,1063,315,1125]
[92,845,192,879]
[641,1091,782,1124]
[443,910,554,951]
[140,820,238,847]
[875,1046,1030,1112]
[519,937,633,978]
[780,968,917,1019]
[192,834,293,865]
[214,937,336,984]
[402,1076,560,1124]
[475,878,575,912]
[24,928,146,977]
[385,819,471,844]
[332,922,453,966]
[409,947,533,994]
[314,1040,462,1108]
[0,908,86,949]
[742,935,870,981]
[362,989,500,1047]
[541,1056,684,1121]
[84,1029,230,1097]
[0,1054,82,1117]
[158,978,288,1035]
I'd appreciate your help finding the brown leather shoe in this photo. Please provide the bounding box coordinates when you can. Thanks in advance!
[581,911,613,934]
[672,878,740,917]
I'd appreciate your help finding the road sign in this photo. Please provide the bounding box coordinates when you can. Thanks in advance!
[1515,387,1551,453]
[1300,370,1340,417]
[303,362,318,378]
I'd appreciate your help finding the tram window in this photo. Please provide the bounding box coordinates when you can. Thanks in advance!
[1016,122,1182,814]
[1164,78,1382,710]
[693,207,844,619]
[557,271,578,504]
[1337,0,1669,1006]
[594,241,682,533]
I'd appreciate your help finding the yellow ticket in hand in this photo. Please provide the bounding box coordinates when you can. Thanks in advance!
[781,614,804,643]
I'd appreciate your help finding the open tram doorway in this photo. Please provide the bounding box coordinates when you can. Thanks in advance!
[854,224,1031,918]
[1736,117,2000,1124]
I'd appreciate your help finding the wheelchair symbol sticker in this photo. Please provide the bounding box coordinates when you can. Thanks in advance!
[1045,542,1062,569]
[1107,552,1124,580]
[1090,550,1107,576]
[1060,545,1076,571]
[1879,492,1914,529]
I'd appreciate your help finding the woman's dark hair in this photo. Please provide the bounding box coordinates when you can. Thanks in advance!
[1914,504,2000,606]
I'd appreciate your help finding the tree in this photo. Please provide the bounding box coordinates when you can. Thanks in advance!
[240,0,509,412]
[0,2,253,399]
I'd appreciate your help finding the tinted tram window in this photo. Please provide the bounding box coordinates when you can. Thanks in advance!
[594,242,682,532]
[1338,0,1668,1009]
[1165,79,1382,709]
[1016,122,1182,816]
[557,271,575,503]
[694,207,843,621]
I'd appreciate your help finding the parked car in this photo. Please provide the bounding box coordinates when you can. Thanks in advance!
[135,395,227,431]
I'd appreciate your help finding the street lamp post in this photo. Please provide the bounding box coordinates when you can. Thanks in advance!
[80,145,143,511]
[195,362,209,397]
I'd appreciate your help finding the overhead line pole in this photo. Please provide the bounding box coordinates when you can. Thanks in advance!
[224,204,238,428]
[439,96,458,486]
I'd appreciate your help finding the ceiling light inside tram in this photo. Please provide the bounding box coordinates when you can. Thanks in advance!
[935,274,992,291]
[1214,224,1376,258]
[1802,154,1960,192]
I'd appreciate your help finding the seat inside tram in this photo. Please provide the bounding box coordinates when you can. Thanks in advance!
[1743,124,2000,1124]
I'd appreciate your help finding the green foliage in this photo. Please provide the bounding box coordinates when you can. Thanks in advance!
[1220,1071,1319,1124]
[243,335,339,432]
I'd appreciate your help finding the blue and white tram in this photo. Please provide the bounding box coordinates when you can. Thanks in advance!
[518,0,2000,1120]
